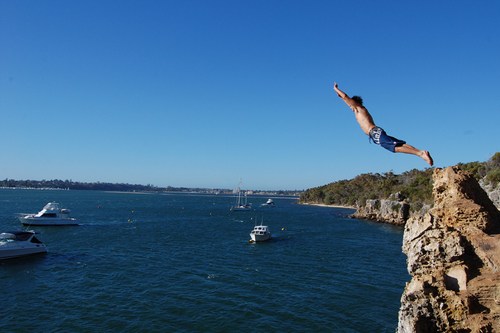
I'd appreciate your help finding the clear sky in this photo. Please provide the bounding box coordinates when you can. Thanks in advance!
[1,0,499,190]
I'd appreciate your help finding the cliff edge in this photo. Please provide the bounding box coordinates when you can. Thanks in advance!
[398,167,500,332]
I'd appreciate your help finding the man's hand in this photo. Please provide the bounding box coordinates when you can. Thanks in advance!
[333,82,343,97]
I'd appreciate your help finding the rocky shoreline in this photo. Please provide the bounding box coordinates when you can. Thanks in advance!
[351,175,499,227]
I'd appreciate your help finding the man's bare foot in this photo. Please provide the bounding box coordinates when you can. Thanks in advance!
[421,150,433,166]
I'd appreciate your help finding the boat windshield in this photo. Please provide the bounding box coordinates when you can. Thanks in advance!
[41,213,58,218]
[13,232,34,241]
[30,236,43,244]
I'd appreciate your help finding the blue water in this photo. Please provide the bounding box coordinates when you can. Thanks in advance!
[0,189,408,332]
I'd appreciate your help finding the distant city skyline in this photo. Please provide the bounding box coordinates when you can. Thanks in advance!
[1,1,499,190]
[0,178,303,193]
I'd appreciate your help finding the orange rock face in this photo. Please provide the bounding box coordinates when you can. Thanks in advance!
[398,167,500,333]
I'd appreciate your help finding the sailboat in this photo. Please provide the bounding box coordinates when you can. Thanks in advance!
[230,183,252,211]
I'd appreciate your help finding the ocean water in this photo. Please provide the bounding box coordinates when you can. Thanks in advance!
[0,189,408,332]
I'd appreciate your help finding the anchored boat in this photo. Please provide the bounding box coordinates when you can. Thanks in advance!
[18,202,78,226]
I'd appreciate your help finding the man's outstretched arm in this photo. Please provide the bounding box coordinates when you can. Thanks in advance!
[333,82,360,109]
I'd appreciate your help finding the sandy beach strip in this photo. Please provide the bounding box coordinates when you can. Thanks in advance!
[300,202,356,209]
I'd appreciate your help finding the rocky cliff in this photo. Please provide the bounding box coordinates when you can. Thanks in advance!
[397,167,500,332]
[353,177,499,226]
[352,192,411,225]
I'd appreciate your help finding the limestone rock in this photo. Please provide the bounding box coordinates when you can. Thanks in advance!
[397,167,500,332]
[353,198,409,225]
[480,179,500,211]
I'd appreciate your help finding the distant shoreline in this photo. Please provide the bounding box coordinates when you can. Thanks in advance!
[300,202,356,209]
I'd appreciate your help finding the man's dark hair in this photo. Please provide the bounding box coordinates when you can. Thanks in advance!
[352,95,363,105]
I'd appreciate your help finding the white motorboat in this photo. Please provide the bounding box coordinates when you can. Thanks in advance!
[18,202,79,226]
[260,198,275,207]
[250,224,271,242]
[0,231,47,260]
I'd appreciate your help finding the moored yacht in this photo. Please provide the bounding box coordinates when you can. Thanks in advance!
[18,202,79,226]
[0,230,47,260]
[250,224,272,242]
[260,198,275,207]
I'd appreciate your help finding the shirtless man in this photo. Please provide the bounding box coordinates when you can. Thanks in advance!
[333,82,433,166]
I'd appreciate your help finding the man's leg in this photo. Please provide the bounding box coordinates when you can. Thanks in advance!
[395,144,434,166]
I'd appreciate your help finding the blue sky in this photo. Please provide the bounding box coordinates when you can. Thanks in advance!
[1,0,499,190]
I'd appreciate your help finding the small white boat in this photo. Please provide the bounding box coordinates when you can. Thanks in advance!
[250,224,272,242]
[260,198,275,207]
[0,231,47,260]
[18,202,78,226]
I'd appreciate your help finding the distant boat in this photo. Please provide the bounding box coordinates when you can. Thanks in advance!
[230,183,252,212]
[260,198,275,207]
[249,223,271,242]
[0,230,47,260]
[18,202,79,226]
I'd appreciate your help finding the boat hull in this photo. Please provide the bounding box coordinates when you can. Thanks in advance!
[250,233,271,242]
[19,217,79,226]
[0,245,47,260]
[231,206,252,211]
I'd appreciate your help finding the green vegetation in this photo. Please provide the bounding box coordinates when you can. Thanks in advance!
[300,169,433,209]
[300,152,500,209]
[457,152,500,187]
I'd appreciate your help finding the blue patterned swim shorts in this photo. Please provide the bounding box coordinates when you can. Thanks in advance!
[369,126,406,153]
